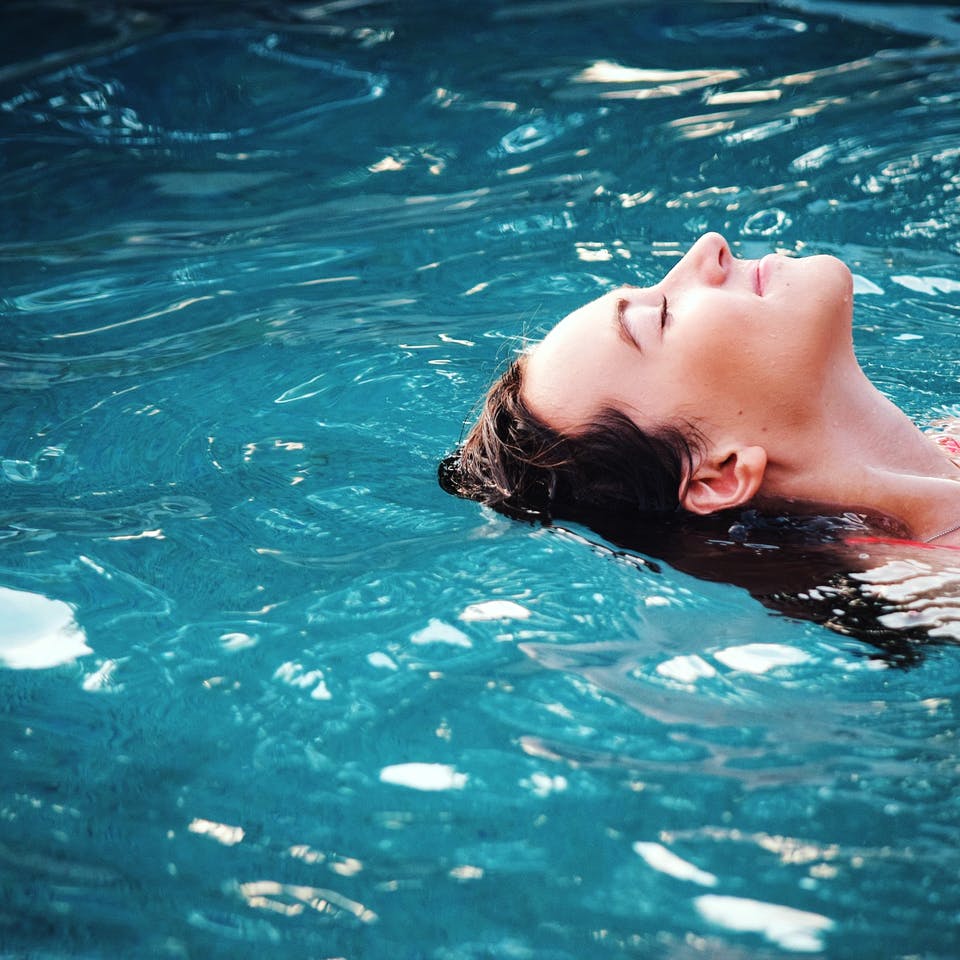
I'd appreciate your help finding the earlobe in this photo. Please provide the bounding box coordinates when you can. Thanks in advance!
[680,445,767,516]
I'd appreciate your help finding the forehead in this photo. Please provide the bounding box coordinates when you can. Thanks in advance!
[522,290,621,433]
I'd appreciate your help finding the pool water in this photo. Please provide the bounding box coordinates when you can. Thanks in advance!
[2,1,960,956]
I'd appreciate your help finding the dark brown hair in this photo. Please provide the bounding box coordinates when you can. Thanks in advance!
[437,358,943,664]
[438,355,702,523]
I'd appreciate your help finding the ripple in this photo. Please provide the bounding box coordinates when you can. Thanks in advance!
[0,3,151,85]
[742,207,792,236]
[0,495,209,542]
[558,62,744,102]
[666,14,808,42]
[0,302,267,388]
[776,0,960,46]
[3,5,960,958]
[1,445,71,484]
[11,275,144,314]
[1,30,387,146]
[494,111,591,155]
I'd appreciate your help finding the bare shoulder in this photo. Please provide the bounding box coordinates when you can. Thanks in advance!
[927,417,960,462]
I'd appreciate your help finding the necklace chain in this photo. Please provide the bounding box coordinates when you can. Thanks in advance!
[924,520,960,544]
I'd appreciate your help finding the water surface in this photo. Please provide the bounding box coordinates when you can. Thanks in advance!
[2,2,960,957]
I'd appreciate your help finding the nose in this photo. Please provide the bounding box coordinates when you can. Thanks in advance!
[667,232,729,287]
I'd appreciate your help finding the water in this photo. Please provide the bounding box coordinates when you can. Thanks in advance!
[2,1,960,956]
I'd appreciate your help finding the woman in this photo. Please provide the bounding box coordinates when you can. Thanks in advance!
[440,233,960,548]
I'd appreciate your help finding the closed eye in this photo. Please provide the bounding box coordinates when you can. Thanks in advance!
[615,297,640,350]
[615,293,668,348]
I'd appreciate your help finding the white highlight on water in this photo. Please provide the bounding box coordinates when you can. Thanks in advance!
[0,586,92,669]
[380,763,468,791]
[82,659,120,692]
[633,842,718,887]
[524,772,568,797]
[656,654,717,683]
[410,619,472,647]
[366,651,398,670]
[713,643,810,673]
[852,274,884,294]
[273,661,332,699]
[188,818,245,846]
[891,274,960,295]
[695,894,834,952]
[220,631,257,651]
[459,600,531,621]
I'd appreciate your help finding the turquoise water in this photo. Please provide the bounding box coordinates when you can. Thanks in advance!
[3,1,960,956]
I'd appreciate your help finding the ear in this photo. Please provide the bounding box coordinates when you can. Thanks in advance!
[680,445,767,516]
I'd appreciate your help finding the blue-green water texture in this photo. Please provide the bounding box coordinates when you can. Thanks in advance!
[3,1,960,957]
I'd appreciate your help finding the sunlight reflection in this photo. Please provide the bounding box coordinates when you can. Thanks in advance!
[571,61,743,101]
[695,895,834,952]
[188,818,245,846]
[574,61,743,86]
[704,89,782,105]
[575,240,631,262]
[0,586,91,669]
[238,880,377,923]
[633,841,718,887]
[380,762,467,791]
[50,294,218,338]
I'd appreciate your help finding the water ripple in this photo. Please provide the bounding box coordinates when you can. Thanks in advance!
[1,30,387,147]
[0,495,209,542]
[2,4,960,958]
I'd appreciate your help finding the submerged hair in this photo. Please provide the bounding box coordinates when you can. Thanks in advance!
[438,359,942,664]
[438,356,701,522]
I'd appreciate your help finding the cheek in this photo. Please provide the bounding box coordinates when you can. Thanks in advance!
[682,325,790,413]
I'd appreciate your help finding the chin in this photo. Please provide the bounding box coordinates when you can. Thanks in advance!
[815,251,852,282]
[804,254,854,310]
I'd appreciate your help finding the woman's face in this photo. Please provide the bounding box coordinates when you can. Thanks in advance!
[522,232,855,449]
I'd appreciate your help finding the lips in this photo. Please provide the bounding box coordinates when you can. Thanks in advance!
[757,254,776,297]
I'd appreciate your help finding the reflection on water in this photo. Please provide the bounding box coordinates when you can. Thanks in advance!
[851,555,960,638]
[2,1,960,958]
[0,586,90,668]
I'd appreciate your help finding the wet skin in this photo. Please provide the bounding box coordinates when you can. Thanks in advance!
[522,232,855,451]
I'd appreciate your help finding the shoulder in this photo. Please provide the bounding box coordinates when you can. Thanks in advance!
[928,417,960,466]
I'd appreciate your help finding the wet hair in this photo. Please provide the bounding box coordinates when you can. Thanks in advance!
[437,355,702,523]
[437,357,947,665]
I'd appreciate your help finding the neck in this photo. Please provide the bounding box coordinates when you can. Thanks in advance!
[762,362,960,543]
